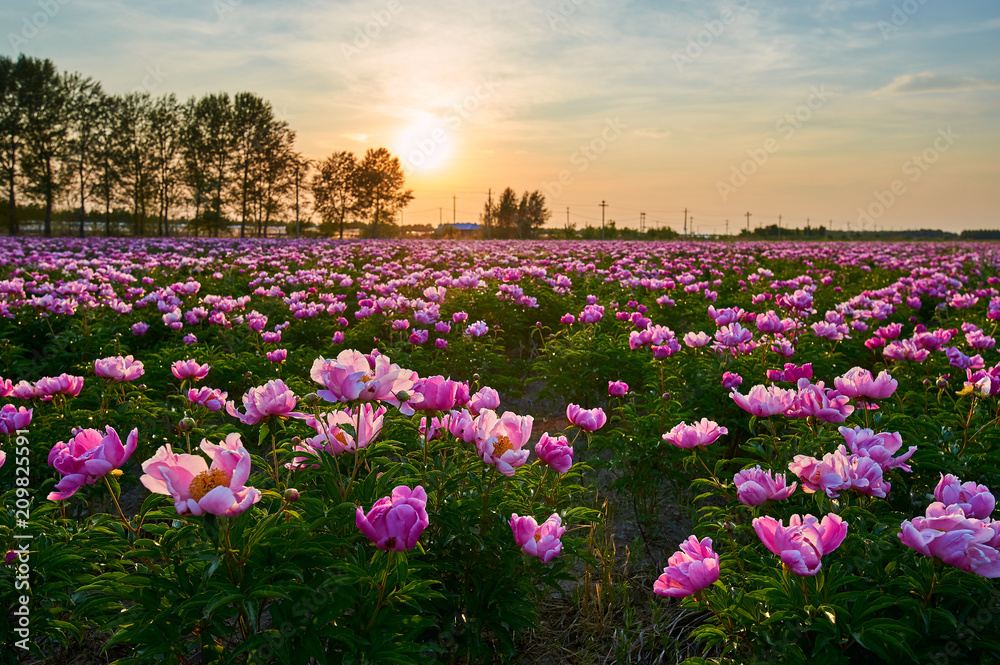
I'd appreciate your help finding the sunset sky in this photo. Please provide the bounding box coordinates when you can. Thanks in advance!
[4,0,999,233]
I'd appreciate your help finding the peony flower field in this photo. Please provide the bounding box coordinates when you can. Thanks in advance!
[2,236,1000,664]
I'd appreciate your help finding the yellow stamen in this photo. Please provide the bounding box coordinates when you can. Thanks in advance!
[188,468,233,502]
[492,435,513,457]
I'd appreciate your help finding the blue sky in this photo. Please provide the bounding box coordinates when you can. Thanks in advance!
[4,0,999,232]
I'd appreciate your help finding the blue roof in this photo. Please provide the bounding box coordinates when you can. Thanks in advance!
[438,223,481,231]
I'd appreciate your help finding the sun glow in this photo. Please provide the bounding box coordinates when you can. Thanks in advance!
[396,113,453,174]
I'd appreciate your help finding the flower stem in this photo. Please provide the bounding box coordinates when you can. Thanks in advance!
[104,476,136,536]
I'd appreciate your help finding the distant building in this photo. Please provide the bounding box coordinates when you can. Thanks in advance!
[435,223,481,238]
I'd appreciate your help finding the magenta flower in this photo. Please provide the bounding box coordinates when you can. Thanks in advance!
[722,372,743,391]
[753,513,848,576]
[839,426,916,473]
[47,426,138,500]
[733,466,797,505]
[833,367,898,400]
[131,322,149,336]
[566,404,607,432]
[898,503,1000,578]
[475,409,533,476]
[447,408,477,443]
[509,513,566,563]
[468,386,500,416]
[608,380,629,396]
[310,350,418,413]
[785,379,854,423]
[94,355,145,382]
[788,446,891,499]
[653,536,720,598]
[934,474,995,519]
[465,320,489,337]
[225,379,301,425]
[0,451,4,469]
[266,349,288,363]
[140,442,261,517]
[560,313,575,325]
[171,359,211,381]
[535,432,574,473]
[35,373,84,400]
[356,485,429,551]
[662,418,728,449]
[730,384,796,417]
[187,387,228,412]
[683,331,711,348]
[0,404,32,434]
[413,375,462,411]
[305,403,385,454]
[0,378,11,397]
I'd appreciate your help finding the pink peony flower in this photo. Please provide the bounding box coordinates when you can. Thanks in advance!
[413,375,462,412]
[0,404,32,434]
[934,474,995,519]
[187,387,228,412]
[898,503,1000,578]
[356,485,429,551]
[468,387,500,416]
[839,426,916,473]
[35,373,84,400]
[535,432,574,473]
[225,379,301,425]
[788,446,891,499]
[753,513,848,576]
[94,355,145,382]
[171,359,211,381]
[653,536,720,597]
[131,322,149,336]
[266,349,288,363]
[47,426,138,500]
[662,418,728,448]
[304,403,386,454]
[310,350,419,413]
[722,372,743,391]
[509,513,566,563]
[785,378,854,423]
[140,442,261,517]
[475,409,533,476]
[730,384,796,417]
[608,380,629,396]
[733,465,797,505]
[834,367,898,400]
[447,408,478,442]
[566,404,607,432]
[683,331,712,348]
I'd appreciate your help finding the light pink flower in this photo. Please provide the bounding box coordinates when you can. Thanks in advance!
[0,404,32,434]
[305,403,386,454]
[535,432,574,473]
[730,384,796,417]
[753,513,848,576]
[34,373,84,400]
[475,409,533,476]
[94,355,145,382]
[187,387,228,412]
[47,426,138,500]
[447,409,477,443]
[509,513,566,563]
[839,426,916,473]
[788,446,890,498]
[786,379,854,422]
[653,536,720,597]
[226,379,301,425]
[171,359,211,381]
[468,387,500,416]
[413,375,462,412]
[140,442,261,517]
[934,474,995,519]
[898,503,1000,578]
[733,466,797,505]
[834,367,898,400]
[356,485,429,551]
[662,418,728,448]
[565,404,606,432]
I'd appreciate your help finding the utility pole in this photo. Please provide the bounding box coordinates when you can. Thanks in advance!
[683,207,688,236]
[566,206,570,232]
[690,216,694,236]
[725,219,729,236]
[486,189,492,239]
[439,207,442,226]
[745,211,751,233]
[640,212,645,233]
[599,200,607,240]
[777,214,782,240]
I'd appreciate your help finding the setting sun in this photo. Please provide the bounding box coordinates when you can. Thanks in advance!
[396,112,453,175]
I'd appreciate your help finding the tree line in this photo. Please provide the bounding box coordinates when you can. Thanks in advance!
[0,54,413,238]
